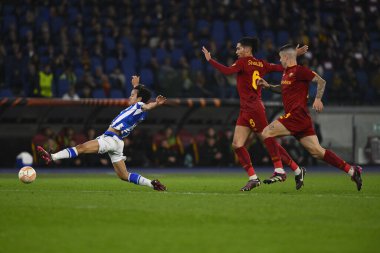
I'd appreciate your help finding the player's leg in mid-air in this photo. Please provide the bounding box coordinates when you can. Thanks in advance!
[232,125,261,191]
[261,120,306,190]
[299,135,362,191]
[112,159,166,191]
[256,132,305,189]
[37,139,99,164]
[37,134,167,191]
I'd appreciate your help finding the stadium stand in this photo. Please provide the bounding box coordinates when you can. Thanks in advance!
[0,1,379,104]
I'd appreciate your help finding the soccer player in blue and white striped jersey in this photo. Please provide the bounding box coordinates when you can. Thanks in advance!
[37,76,167,191]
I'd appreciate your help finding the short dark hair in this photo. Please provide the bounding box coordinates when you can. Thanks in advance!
[134,84,152,103]
[279,44,296,52]
[238,37,259,53]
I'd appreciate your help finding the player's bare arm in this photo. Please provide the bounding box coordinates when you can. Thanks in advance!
[131,75,140,88]
[142,95,167,111]
[202,46,212,61]
[257,78,282,94]
[311,72,326,113]
[296,44,308,56]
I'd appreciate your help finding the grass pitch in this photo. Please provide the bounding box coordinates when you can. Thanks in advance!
[0,171,379,253]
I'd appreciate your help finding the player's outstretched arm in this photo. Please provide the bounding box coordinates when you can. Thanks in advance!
[142,95,167,111]
[202,46,241,75]
[202,46,212,61]
[311,72,326,113]
[257,78,282,94]
[131,75,140,88]
[296,44,308,56]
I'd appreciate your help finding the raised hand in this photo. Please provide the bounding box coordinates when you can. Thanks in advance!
[131,75,140,87]
[156,95,167,105]
[202,46,212,61]
[296,44,308,56]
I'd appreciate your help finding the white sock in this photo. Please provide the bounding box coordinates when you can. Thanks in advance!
[274,168,285,174]
[51,147,78,161]
[139,176,153,188]
[347,167,354,177]
[249,174,258,180]
[294,167,301,175]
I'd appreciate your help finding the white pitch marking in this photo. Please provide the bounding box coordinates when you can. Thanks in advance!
[0,189,378,198]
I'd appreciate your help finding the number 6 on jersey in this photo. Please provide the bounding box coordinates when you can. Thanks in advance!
[252,70,260,90]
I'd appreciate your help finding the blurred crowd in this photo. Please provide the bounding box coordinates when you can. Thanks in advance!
[1,0,380,104]
[32,125,319,168]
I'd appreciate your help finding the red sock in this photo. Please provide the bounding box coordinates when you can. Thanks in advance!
[263,137,283,169]
[235,147,255,176]
[323,149,351,172]
[277,144,299,171]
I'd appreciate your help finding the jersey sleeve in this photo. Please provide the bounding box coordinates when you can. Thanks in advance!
[297,66,316,82]
[136,102,145,109]
[262,60,284,74]
[209,58,243,75]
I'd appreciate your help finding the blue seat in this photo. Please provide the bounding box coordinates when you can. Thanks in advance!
[197,19,209,33]
[104,37,116,53]
[371,41,380,50]
[67,6,78,23]
[74,66,84,79]
[57,79,70,97]
[105,57,118,74]
[227,20,242,44]
[2,15,16,32]
[190,58,203,72]
[0,88,13,98]
[122,62,136,95]
[211,20,226,47]
[243,20,257,36]
[121,57,136,72]
[356,70,368,87]
[155,48,167,64]
[323,70,334,84]
[277,30,289,46]
[3,5,14,15]
[261,30,275,43]
[92,88,106,98]
[171,48,184,65]
[140,68,154,88]
[139,47,152,67]
[110,89,125,98]
[91,57,102,73]
[51,17,64,34]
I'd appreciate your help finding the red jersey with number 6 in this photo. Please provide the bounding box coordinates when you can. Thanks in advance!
[209,57,283,112]
[281,65,316,113]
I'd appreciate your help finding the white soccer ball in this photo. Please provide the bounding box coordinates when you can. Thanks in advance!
[18,166,36,184]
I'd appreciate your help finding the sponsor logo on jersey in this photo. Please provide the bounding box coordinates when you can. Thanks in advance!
[248,60,263,67]
[281,80,292,85]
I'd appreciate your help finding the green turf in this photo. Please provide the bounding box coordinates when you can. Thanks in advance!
[0,172,379,253]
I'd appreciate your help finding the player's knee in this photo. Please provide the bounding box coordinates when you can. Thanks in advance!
[309,148,324,159]
[232,141,243,150]
[75,144,84,153]
[262,127,271,139]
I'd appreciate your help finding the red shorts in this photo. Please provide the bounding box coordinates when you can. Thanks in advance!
[278,107,316,140]
[236,104,268,133]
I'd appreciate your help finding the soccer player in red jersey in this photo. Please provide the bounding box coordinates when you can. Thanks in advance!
[202,37,308,191]
[259,44,362,191]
